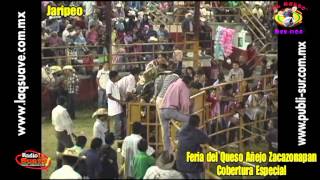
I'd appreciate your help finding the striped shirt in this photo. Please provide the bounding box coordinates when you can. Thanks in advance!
[157,73,180,98]
[153,74,166,98]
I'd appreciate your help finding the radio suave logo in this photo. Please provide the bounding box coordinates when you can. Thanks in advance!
[15,150,51,170]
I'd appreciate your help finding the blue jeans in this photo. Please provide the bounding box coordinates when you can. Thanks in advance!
[109,113,123,139]
[159,108,190,152]
[97,89,107,108]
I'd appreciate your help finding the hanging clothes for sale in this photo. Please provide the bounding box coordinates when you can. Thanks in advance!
[214,26,235,60]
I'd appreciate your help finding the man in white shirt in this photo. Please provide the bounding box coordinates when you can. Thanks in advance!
[121,122,155,178]
[106,71,124,140]
[96,63,110,108]
[62,24,76,45]
[92,108,108,145]
[116,68,140,102]
[50,148,82,179]
[52,96,74,169]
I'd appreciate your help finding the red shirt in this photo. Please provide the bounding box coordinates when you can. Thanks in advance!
[86,30,99,45]
[83,55,94,72]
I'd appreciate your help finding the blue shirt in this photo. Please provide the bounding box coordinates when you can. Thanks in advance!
[176,125,210,173]
[84,149,101,179]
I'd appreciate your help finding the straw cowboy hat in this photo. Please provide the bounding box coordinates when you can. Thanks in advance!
[62,148,80,158]
[63,65,75,72]
[92,108,108,119]
[156,151,176,170]
[50,65,62,74]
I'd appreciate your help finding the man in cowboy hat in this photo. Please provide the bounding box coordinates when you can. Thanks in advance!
[144,151,184,179]
[43,65,64,111]
[50,148,82,179]
[92,108,108,145]
[63,65,79,120]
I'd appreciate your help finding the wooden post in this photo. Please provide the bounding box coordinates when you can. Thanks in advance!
[193,1,201,68]
[239,81,244,152]
[147,105,150,145]
[263,76,268,131]
[105,1,112,68]
[152,44,155,58]
[239,115,244,152]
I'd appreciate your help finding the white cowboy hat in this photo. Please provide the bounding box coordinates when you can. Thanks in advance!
[63,65,75,72]
[92,108,108,119]
[62,148,80,158]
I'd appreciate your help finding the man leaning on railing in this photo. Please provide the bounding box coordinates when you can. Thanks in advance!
[176,115,210,179]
